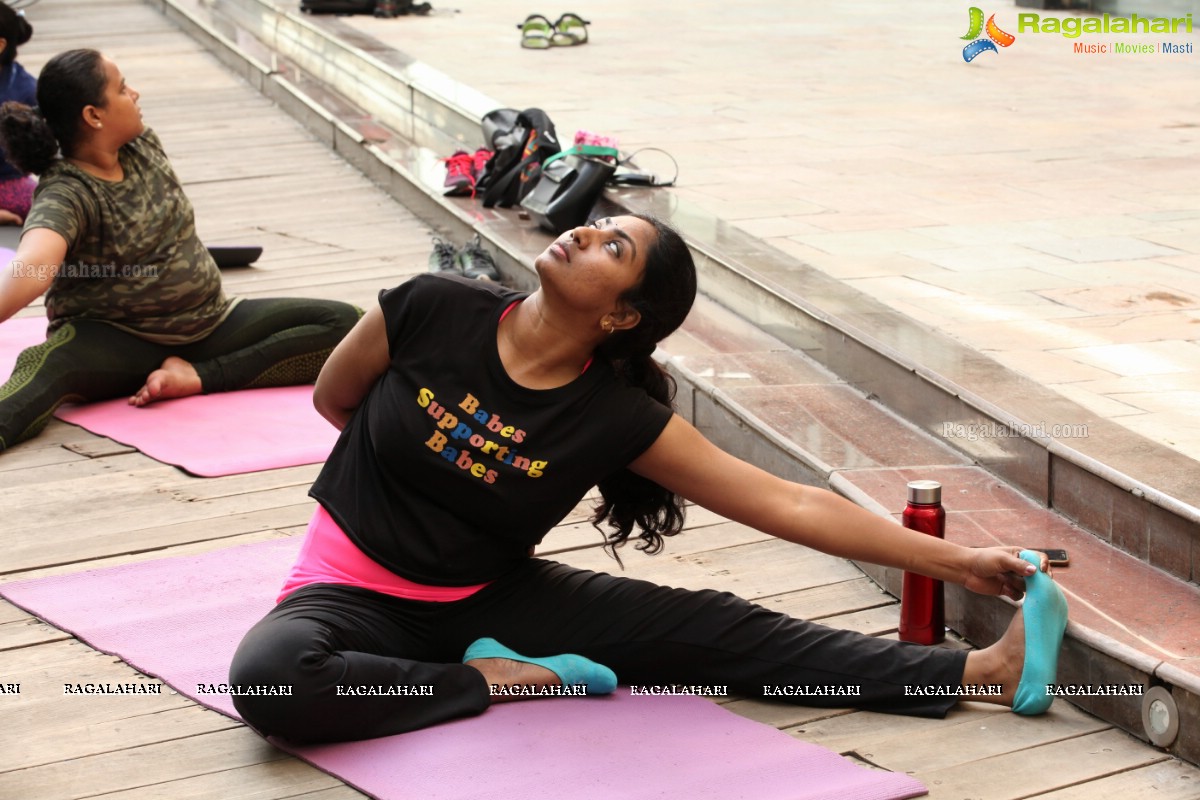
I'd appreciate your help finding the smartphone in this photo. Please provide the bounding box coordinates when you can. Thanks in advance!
[1034,548,1070,567]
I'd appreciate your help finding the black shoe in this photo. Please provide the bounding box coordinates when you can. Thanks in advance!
[428,237,461,274]
[457,235,501,281]
[387,0,432,15]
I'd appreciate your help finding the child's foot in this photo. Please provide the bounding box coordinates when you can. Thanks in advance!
[129,356,203,406]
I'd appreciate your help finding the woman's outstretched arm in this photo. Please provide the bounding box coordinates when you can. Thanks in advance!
[630,414,1040,598]
[312,301,390,430]
[0,229,67,324]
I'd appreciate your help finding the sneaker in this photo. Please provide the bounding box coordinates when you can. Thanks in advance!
[442,150,475,196]
[471,147,494,181]
[456,235,501,282]
[379,0,432,15]
[428,237,460,274]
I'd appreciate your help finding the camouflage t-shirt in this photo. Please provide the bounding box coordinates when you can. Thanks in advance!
[23,128,236,344]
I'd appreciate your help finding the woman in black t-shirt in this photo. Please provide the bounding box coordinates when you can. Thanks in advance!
[229,214,1068,744]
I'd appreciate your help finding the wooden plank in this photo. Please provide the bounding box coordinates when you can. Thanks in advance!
[276,787,369,800]
[538,508,760,556]
[0,645,200,777]
[0,452,166,489]
[5,467,202,524]
[206,262,415,297]
[87,759,352,800]
[182,172,385,198]
[6,527,297,583]
[722,697,857,730]
[786,703,1009,756]
[61,439,140,458]
[154,465,322,502]
[0,638,125,673]
[0,727,289,800]
[7,485,312,574]
[912,729,1170,799]
[1031,759,1200,799]
[848,702,1112,774]
[0,600,30,625]
[558,536,863,600]
[219,238,430,266]
[0,444,89,473]
[8,703,234,775]
[758,576,895,621]
[815,604,901,636]
[0,618,72,652]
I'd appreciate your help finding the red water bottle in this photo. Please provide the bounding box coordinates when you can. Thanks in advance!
[898,480,945,645]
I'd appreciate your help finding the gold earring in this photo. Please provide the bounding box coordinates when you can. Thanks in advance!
[601,319,614,334]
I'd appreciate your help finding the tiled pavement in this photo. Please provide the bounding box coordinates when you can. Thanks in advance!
[331,0,1200,460]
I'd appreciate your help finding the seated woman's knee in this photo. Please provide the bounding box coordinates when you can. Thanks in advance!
[228,621,340,737]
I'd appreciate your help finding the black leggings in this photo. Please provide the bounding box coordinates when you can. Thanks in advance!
[229,559,968,744]
[0,297,360,451]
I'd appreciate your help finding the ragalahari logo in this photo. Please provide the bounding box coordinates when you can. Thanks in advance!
[962,7,1016,61]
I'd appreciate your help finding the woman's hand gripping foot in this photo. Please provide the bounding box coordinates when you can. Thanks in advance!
[961,550,1068,714]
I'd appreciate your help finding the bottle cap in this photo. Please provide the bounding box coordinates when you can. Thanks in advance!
[907,480,942,505]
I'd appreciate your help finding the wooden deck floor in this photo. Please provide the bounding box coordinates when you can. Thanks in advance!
[3,1,1199,798]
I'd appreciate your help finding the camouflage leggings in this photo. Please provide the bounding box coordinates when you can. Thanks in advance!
[0,297,361,451]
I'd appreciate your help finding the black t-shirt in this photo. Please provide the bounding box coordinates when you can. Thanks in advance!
[310,274,673,586]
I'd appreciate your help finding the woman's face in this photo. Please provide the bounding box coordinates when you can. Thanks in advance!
[92,57,144,143]
[535,215,656,318]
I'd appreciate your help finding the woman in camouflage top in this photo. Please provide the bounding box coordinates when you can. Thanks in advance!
[0,49,360,452]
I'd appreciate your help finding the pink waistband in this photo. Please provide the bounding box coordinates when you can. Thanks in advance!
[278,505,491,603]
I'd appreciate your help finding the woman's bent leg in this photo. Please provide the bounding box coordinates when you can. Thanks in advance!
[182,298,360,393]
[442,559,968,718]
[228,585,490,744]
[0,322,167,451]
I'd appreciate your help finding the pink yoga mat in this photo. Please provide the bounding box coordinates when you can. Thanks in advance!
[0,316,337,476]
[1,539,927,800]
[0,314,42,383]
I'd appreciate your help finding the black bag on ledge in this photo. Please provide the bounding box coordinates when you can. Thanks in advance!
[475,108,561,209]
[519,145,617,234]
[300,0,375,13]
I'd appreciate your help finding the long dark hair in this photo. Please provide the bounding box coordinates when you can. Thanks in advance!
[0,4,32,68]
[591,213,698,559]
[0,48,107,175]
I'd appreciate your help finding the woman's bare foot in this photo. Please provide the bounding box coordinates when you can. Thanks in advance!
[129,356,203,406]
[962,606,1026,707]
[465,657,561,703]
[0,209,23,226]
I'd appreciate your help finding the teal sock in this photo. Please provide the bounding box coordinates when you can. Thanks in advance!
[1012,549,1069,715]
[462,637,618,695]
